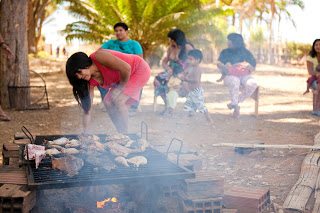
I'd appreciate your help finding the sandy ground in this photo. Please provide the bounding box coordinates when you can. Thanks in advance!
[0,59,319,208]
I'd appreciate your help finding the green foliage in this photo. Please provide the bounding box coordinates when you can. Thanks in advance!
[286,42,310,59]
[249,27,265,49]
[62,0,231,57]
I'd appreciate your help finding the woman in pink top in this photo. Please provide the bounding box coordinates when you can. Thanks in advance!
[66,49,151,133]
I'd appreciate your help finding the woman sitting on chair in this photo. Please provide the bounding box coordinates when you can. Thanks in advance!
[217,33,258,118]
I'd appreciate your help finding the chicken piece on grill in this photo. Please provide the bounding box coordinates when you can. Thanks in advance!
[48,137,69,146]
[61,148,80,155]
[106,133,130,141]
[65,139,81,148]
[86,154,116,172]
[47,144,64,151]
[45,148,60,156]
[114,156,129,167]
[105,142,137,157]
[127,156,148,167]
[51,155,84,177]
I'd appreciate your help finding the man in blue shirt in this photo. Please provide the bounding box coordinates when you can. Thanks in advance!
[100,22,144,112]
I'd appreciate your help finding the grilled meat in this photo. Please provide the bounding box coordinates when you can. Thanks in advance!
[61,148,80,155]
[49,137,69,146]
[105,142,137,157]
[51,155,84,177]
[45,148,60,156]
[114,156,129,167]
[127,156,148,167]
[65,139,81,148]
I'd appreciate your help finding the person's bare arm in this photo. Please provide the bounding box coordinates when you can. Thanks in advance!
[307,61,315,75]
[94,49,131,86]
[161,47,173,74]
[82,86,95,134]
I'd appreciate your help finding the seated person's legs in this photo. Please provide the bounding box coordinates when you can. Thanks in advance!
[239,76,257,103]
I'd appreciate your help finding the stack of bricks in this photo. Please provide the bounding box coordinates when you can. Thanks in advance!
[0,184,36,213]
[162,180,184,197]
[2,131,30,167]
[2,143,20,166]
[223,186,270,213]
[179,172,224,213]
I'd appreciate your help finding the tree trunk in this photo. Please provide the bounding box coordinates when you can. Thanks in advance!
[28,0,37,54]
[0,0,30,109]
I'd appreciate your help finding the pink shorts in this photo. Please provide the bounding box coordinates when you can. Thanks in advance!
[103,59,151,105]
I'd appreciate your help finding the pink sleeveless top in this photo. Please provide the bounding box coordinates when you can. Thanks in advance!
[89,50,139,88]
[89,49,151,102]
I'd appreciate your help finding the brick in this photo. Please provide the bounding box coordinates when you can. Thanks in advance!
[0,184,36,213]
[13,139,31,145]
[2,143,20,166]
[14,132,28,140]
[223,209,239,213]
[183,177,224,199]
[180,195,223,213]
[223,186,270,213]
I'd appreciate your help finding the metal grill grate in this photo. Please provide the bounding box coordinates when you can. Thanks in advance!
[25,135,195,189]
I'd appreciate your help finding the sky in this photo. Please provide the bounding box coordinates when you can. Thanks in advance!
[42,0,320,46]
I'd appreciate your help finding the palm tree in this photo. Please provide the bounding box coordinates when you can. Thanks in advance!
[62,0,230,58]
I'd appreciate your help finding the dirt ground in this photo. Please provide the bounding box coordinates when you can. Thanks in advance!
[0,59,319,208]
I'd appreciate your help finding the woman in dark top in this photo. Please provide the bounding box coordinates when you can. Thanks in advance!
[217,33,258,118]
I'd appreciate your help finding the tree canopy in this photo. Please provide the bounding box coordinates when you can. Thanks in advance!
[62,0,231,57]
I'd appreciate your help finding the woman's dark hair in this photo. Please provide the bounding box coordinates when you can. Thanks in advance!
[167,28,188,61]
[188,49,203,62]
[114,22,129,31]
[227,33,245,49]
[66,52,93,113]
[309,39,320,58]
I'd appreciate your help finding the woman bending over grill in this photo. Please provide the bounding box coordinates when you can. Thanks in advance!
[66,49,151,133]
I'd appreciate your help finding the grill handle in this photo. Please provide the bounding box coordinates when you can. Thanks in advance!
[166,138,183,165]
[21,126,35,162]
[140,121,148,141]
[21,126,35,144]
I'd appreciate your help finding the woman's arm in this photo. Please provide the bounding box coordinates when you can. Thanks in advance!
[94,49,131,86]
[307,61,315,75]
[82,86,95,134]
[161,48,173,73]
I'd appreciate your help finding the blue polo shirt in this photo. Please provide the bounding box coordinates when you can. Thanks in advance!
[101,39,143,55]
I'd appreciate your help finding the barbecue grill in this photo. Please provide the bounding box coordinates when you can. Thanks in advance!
[21,123,195,190]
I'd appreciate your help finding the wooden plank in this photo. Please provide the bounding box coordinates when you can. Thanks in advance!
[0,167,27,185]
[211,143,320,150]
[283,152,320,211]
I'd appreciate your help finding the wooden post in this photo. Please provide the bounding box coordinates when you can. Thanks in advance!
[251,86,259,117]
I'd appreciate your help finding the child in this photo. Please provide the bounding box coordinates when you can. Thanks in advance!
[216,61,253,82]
[180,49,212,123]
[304,64,320,95]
